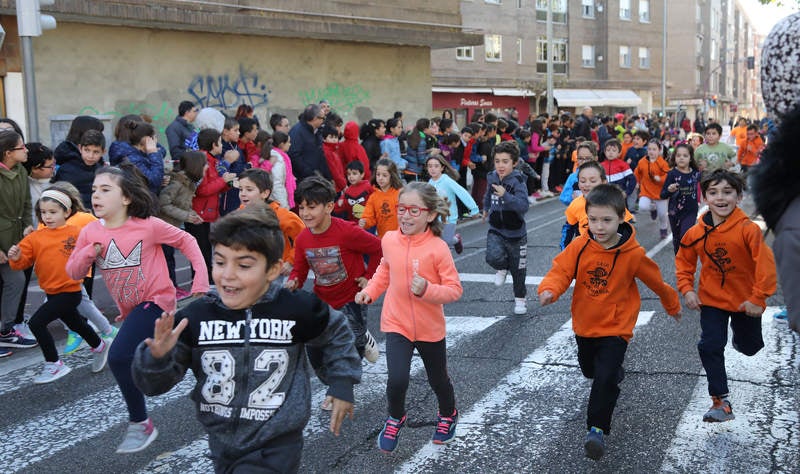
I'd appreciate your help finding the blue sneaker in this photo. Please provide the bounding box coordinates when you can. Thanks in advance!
[377,414,406,453]
[0,348,12,358]
[432,409,458,444]
[102,325,119,341]
[584,427,605,460]
[774,308,788,321]
[63,330,84,355]
[0,330,38,348]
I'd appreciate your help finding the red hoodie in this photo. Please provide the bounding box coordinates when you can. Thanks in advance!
[192,151,229,222]
[339,121,371,180]
[322,141,347,192]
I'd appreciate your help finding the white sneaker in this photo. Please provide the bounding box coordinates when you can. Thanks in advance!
[91,340,110,373]
[494,270,508,287]
[528,196,537,205]
[13,322,34,340]
[33,360,72,384]
[514,298,527,315]
[116,418,159,453]
[363,330,379,363]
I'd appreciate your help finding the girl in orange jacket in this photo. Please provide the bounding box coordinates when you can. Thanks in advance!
[356,182,462,452]
[634,139,671,239]
[359,159,402,238]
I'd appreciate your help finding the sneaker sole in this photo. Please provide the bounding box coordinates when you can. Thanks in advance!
[584,439,604,460]
[514,307,527,315]
[116,426,159,454]
[34,365,72,384]
[0,341,39,349]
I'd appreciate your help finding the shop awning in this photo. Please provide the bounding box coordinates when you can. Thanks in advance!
[553,89,642,107]
[492,88,536,97]
[432,87,536,97]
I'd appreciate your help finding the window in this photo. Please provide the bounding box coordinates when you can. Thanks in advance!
[582,44,595,67]
[536,36,568,73]
[582,0,594,18]
[536,0,568,23]
[485,0,502,4]
[485,34,502,61]
[517,38,523,64]
[710,38,717,60]
[620,0,631,20]
[639,0,650,22]
[638,47,650,68]
[456,46,474,61]
[619,45,631,68]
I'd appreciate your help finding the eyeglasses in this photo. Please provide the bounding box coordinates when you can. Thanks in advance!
[11,146,27,151]
[397,205,430,217]
[315,115,325,120]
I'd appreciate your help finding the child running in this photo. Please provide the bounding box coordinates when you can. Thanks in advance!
[539,184,681,460]
[426,154,479,254]
[484,141,530,315]
[676,170,776,423]
[600,139,637,219]
[355,181,463,452]
[66,163,209,453]
[8,188,111,383]
[359,158,402,238]
[335,160,374,222]
[634,139,671,239]
[132,209,361,473]
[660,143,702,254]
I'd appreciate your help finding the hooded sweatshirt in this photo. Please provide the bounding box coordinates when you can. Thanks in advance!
[340,121,371,181]
[483,169,529,240]
[539,222,680,341]
[676,207,777,312]
[634,156,671,200]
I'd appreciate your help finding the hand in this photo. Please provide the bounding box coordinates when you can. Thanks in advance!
[355,276,368,289]
[669,311,682,322]
[280,261,293,276]
[354,291,372,305]
[467,162,476,170]
[358,218,367,228]
[683,291,701,310]
[223,150,239,164]
[188,212,204,225]
[0,250,7,265]
[491,183,506,197]
[284,278,298,291]
[93,243,104,257]
[429,148,441,156]
[6,245,20,261]
[739,300,764,318]
[668,183,678,193]
[222,172,237,183]
[144,136,158,154]
[143,312,188,359]
[482,211,488,223]
[329,398,354,436]
[411,272,427,296]
[161,175,171,187]
[654,175,662,183]
[539,290,555,306]
[22,225,34,236]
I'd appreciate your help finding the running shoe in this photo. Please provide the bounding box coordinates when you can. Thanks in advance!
[774,308,788,321]
[377,414,406,453]
[494,270,508,287]
[584,427,605,460]
[63,330,84,355]
[453,234,464,254]
[33,360,72,384]
[91,340,110,372]
[432,409,459,444]
[0,348,12,358]
[0,329,38,348]
[703,396,735,422]
[363,330,379,363]
[514,298,527,315]
[116,418,159,453]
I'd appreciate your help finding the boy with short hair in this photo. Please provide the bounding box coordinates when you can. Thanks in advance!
[218,117,248,216]
[736,124,764,173]
[131,208,361,472]
[287,176,382,374]
[334,160,374,222]
[676,170,776,423]
[539,184,681,460]
[52,129,106,209]
[624,130,649,171]
[320,125,347,192]
[694,123,736,173]
[600,139,636,214]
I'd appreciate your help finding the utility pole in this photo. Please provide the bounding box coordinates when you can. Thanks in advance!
[661,0,667,118]
[546,0,554,115]
[16,0,57,142]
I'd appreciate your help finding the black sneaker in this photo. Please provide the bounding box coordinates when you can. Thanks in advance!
[0,330,38,348]
[453,234,464,254]
[584,427,605,460]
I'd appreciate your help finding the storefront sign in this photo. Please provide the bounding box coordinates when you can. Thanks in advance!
[460,98,494,107]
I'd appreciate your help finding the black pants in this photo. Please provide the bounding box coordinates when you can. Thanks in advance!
[385,332,455,419]
[211,429,302,474]
[185,221,213,284]
[162,244,177,287]
[28,291,102,362]
[13,266,33,324]
[575,335,628,433]
[485,231,527,298]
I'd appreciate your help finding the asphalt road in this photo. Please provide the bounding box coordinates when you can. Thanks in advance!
[1,194,797,474]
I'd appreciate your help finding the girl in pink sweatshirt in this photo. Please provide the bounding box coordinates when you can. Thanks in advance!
[355,181,463,453]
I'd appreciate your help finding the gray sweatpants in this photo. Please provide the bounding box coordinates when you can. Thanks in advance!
[0,264,25,333]
[485,231,527,299]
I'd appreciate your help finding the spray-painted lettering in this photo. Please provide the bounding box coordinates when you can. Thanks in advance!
[187,65,270,110]
[298,83,370,117]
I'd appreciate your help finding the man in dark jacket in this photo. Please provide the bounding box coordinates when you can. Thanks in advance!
[573,106,593,141]
[165,101,197,162]
[288,104,332,182]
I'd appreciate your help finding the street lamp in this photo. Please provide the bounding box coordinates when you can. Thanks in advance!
[16,0,57,142]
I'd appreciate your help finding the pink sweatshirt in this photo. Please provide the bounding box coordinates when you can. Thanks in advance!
[363,228,462,342]
[67,216,209,319]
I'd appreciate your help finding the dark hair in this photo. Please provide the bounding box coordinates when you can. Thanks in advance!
[393,111,403,120]
[669,143,698,170]
[239,168,273,193]
[360,119,385,140]
[234,104,254,120]
[0,130,22,162]
[272,131,289,149]
[484,112,498,124]
[23,142,53,172]
[326,112,343,129]
[237,117,258,136]
[585,183,627,218]
[705,122,723,135]
[178,101,195,117]
[300,104,322,122]
[746,124,758,132]
[66,116,104,144]
[180,151,208,182]
[223,116,239,132]
[0,118,25,140]
[269,113,287,132]
[386,118,401,131]
[80,129,106,149]
[443,132,460,146]
[430,117,441,127]
[494,140,520,163]
[126,121,155,146]
[497,118,508,131]
[210,206,283,269]
[254,130,271,149]
[295,174,336,206]
[114,114,144,142]
[36,184,82,221]
[399,182,449,237]
[346,160,365,173]
[95,163,157,218]
[517,129,532,141]
[634,130,650,142]
[48,181,87,213]
[373,158,404,189]
[440,118,453,131]
[441,109,454,120]
[320,124,339,139]
[197,128,222,152]
[700,169,744,196]
[578,160,606,181]
[460,125,476,136]
[407,118,430,150]
[604,138,623,152]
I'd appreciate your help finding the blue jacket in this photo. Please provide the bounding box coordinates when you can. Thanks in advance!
[108,141,164,196]
[165,117,195,161]
[429,174,479,224]
[560,171,579,206]
[380,137,406,171]
[218,141,249,215]
[288,121,331,181]
[52,158,104,209]
[483,169,529,240]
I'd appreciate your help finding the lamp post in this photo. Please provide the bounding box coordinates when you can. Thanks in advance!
[546,0,554,115]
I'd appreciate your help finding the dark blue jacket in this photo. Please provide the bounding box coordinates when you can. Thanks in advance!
[108,141,165,196]
[288,121,331,181]
[218,141,249,216]
[53,159,103,209]
[165,117,195,161]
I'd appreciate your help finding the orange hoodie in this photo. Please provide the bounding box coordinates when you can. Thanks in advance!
[10,224,84,294]
[360,186,400,238]
[565,195,634,237]
[634,156,671,199]
[363,228,462,342]
[737,135,764,167]
[270,201,305,265]
[539,222,680,341]
[676,207,776,311]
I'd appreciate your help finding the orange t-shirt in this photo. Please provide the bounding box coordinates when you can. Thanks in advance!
[634,157,671,199]
[620,142,634,162]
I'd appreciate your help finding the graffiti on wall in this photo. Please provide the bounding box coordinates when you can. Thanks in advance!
[187,65,270,111]
[298,82,370,118]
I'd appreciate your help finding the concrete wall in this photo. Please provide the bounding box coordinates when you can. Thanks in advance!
[32,22,432,146]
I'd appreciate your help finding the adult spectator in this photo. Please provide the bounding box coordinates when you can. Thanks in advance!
[165,101,197,162]
[319,100,331,118]
[693,114,707,134]
[288,104,331,181]
[269,113,290,134]
[573,106,593,141]
[53,115,104,165]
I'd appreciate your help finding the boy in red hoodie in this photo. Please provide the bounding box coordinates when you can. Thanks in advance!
[676,170,776,424]
[539,184,681,461]
[321,125,347,192]
[334,160,374,222]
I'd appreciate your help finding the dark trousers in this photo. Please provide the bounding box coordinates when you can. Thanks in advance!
[457,165,470,217]
[29,291,102,362]
[185,222,213,284]
[698,305,764,397]
[385,332,455,419]
[307,301,366,379]
[109,301,164,422]
[211,429,302,474]
[471,176,488,212]
[485,231,527,298]
[669,212,697,254]
[13,266,33,324]
[575,335,628,433]
[162,244,177,287]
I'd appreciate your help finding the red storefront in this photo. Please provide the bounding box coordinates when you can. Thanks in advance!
[432,88,533,127]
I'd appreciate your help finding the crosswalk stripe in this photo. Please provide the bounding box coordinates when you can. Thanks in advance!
[138,315,505,473]
[660,306,800,472]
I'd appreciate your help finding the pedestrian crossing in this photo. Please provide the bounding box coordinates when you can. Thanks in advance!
[1,294,797,473]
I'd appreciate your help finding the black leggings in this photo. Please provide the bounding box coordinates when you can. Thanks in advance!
[185,222,213,284]
[28,291,102,362]
[385,332,455,419]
